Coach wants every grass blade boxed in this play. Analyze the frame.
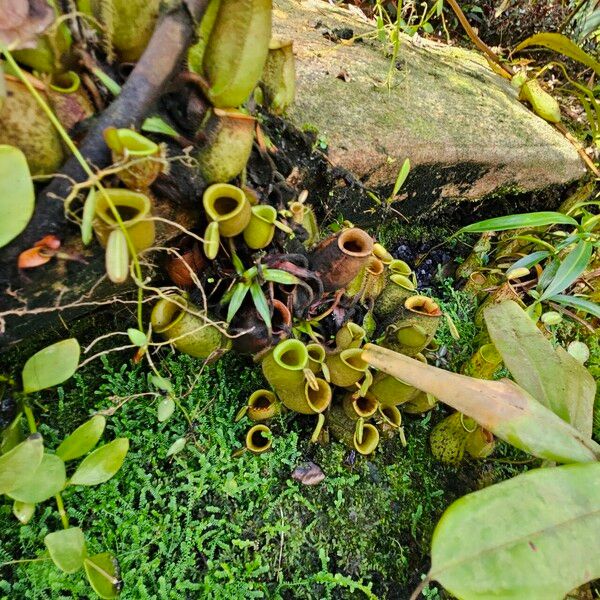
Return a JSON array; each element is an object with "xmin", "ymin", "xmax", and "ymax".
[
  {"xmin": 458, "ymin": 212, "xmax": 578, "ymax": 234},
  {"xmin": 539, "ymin": 240, "xmax": 592, "ymax": 301}
]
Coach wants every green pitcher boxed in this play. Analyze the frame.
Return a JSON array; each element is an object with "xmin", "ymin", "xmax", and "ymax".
[
  {"xmin": 203, "ymin": 183, "xmax": 251, "ymax": 238},
  {"xmin": 151, "ymin": 294, "xmax": 229, "ymax": 359}
]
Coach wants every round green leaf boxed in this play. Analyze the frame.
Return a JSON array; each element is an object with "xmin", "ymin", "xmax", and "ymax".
[
  {"xmin": 13, "ymin": 500, "xmax": 35, "ymax": 524},
  {"xmin": 22, "ymin": 339, "xmax": 81, "ymax": 394},
  {"xmin": 56, "ymin": 415, "xmax": 106, "ymax": 462},
  {"xmin": 0, "ymin": 433, "xmax": 44, "ymax": 494},
  {"xmin": 0, "ymin": 145, "xmax": 35, "ymax": 248},
  {"xmin": 430, "ymin": 463, "xmax": 600, "ymax": 599},
  {"xmin": 157, "ymin": 397, "xmax": 175, "ymax": 422},
  {"xmin": 7, "ymin": 453, "xmax": 66, "ymax": 503},
  {"xmin": 84, "ymin": 552, "xmax": 121, "ymax": 599},
  {"xmin": 69, "ymin": 438, "xmax": 129, "ymax": 486},
  {"xmin": 44, "ymin": 527, "xmax": 86, "ymax": 574}
]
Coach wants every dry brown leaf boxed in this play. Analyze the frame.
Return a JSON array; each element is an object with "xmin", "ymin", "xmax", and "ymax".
[
  {"xmin": 291, "ymin": 461, "xmax": 325, "ymax": 485},
  {"xmin": 0, "ymin": 0, "xmax": 54, "ymax": 50}
]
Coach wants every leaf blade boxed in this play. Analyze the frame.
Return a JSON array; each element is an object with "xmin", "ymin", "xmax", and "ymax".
[
  {"xmin": 514, "ymin": 32, "xmax": 600, "ymax": 76},
  {"xmin": 69, "ymin": 438, "xmax": 129, "ymax": 486},
  {"xmin": 430, "ymin": 463, "xmax": 600, "ymax": 599},
  {"xmin": 44, "ymin": 527, "xmax": 86, "ymax": 574},
  {"xmin": 7, "ymin": 453, "xmax": 66, "ymax": 503},
  {"xmin": 0, "ymin": 145, "xmax": 35, "ymax": 248},
  {"xmin": 539, "ymin": 240, "xmax": 592, "ymax": 301},
  {"xmin": 56, "ymin": 415, "xmax": 106, "ymax": 462},
  {"xmin": 0, "ymin": 434, "xmax": 44, "ymax": 494},
  {"xmin": 22, "ymin": 339, "xmax": 80, "ymax": 394},
  {"xmin": 458, "ymin": 212, "xmax": 577, "ymax": 234}
]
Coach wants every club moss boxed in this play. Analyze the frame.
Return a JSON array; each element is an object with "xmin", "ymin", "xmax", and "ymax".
[{"xmin": 0, "ymin": 285, "xmax": 532, "ymax": 599}]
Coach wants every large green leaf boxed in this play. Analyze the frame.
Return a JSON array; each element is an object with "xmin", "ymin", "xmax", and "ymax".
[
  {"xmin": 56, "ymin": 415, "xmax": 106, "ymax": 462},
  {"xmin": 69, "ymin": 438, "xmax": 129, "ymax": 486},
  {"xmin": 514, "ymin": 32, "xmax": 600, "ymax": 76},
  {"xmin": 22, "ymin": 339, "xmax": 80, "ymax": 394},
  {"xmin": 7, "ymin": 453, "xmax": 66, "ymax": 503},
  {"xmin": 362, "ymin": 344, "xmax": 600, "ymax": 463},
  {"xmin": 539, "ymin": 240, "xmax": 593, "ymax": 301},
  {"xmin": 84, "ymin": 552, "xmax": 121, "ymax": 599},
  {"xmin": 458, "ymin": 212, "xmax": 578, "ymax": 234},
  {"xmin": 428, "ymin": 463, "xmax": 600, "ymax": 600},
  {"xmin": 44, "ymin": 527, "xmax": 86, "ymax": 574},
  {"xmin": 484, "ymin": 301, "xmax": 595, "ymax": 437},
  {"xmin": 0, "ymin": 434, "xmax": 44, "ymax": 494},
  {"xmin": 0, "ymin": 145, "xmax": 35, "ymax": 248}
]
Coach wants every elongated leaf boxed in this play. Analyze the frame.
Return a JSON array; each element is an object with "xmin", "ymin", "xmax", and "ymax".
[
  {"xmin": 429, "ymin": 463, "xmax": 600, "ymax": 600},
  {"xmin": 507, "ymin": 250, "xmax": 550, "ymax": 273},
  {"xmin": 157, "ymin": 397, "xmax": 175, "ymax": 422},
  {"xmin": 69, "ymin": 438, "xmax": 129, "ymax": 486},
  {"xmin": 483, "ymin": 301, "xmax": 595, "ymax": 436},
  {"xmin": 166, "ymin": 437, "xmax": 186, "ymax": 457},
  {"xmin": 22, "ymin": 339, "xmax": 80, "ymax": 394},
  {"xmin": 81, "ymin": 188, "xmax": 96, "ymax": 246},
  {"xmin": 361, "ymin": 344, "xmax": 600, "ymax": 463},
  {"xmin": 391, "ymin": 158, "xmax": 410, "ymax": 199},
  {"xmin": 458, "ymin": 212, "xmax": 577, "ymax": 234},
  {"xmin": 250, "ymin": 282, "xmax": 271, "ymax": 329},
  {"xmin": 84, "ymin": 552, "xmax": 121, "ymax": 599},
  {"xmin": 539, "ymin": 240, "xmax": 592, "ymax": 301},
  {"xmin": 56, "ymin": 415, "xmax": 106, "ymax": 462},
  {"xmin": 553, "ymin": 294, "xmax": 600, "ymax": 318},
  {"xmin": 7, "ymin": 453, "xmax": 66, "ymax": 503},
  {"xmin": 0, "ymin": 145, "xmax": 35, "ymax": 248},
  {"xmin": 262, "ymin": 269, "xmax": 300, "ymax": 285},
  {"xmin": 226, "ymin": 282, "xmax": 250, "ymax": 322},
  {"xmin": 514, "ymin": 32, "xmax": 600, "ymax": 76},
  {"xmin": 44, "ymin": 527, "xmax": 86, "ymax": 574},
  {"xmin": 0, "ymin": 434, "xmax": 44, "ymax": 494},
  {"xmin": 141, "ymin": 116, "xmax": 179, "ymax": 138},
  {"xmin": 149, "ymin": 375, "xmax": 172, "ymax": 392}
]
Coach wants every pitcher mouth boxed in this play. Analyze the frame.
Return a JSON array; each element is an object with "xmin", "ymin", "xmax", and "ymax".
[
  {"xmin": 353, "ymin": 424, "xmax": 379, "ymax": 454},
  {"xmin": 246, "ymin": 425, "xmax": 272, "ymax": 453},
  {"xmin": 306, "ymin": 344, "xmax": 326, "ymax": 364},
  {"xmin": 404, "ymin": 295, "xmax": 442, "ymax": 317},
  {"xmin": 340, "ymin": 348, "xmax": 368, "ymax": 372},
  {"xmin": 203, "ymin": 183, "xmax": 246, "ymax": 222},
  {"xmin": 352, "ymin": 393, "xmax": 378, "ymax": 417},
  {"xmin": 96, "ymin": 189, "xmax": 150, "ymax": 227},
  {"xmin": 151, "ymin": 295, "xmax": 188, "ymax": 333},
  {"xmin": 305, "ymin": 378, "xmax": 332, "ymax": 413},
  {"xmin": 337, "ymin": 228, "xmax": 373, "ymax": 258},
  {"xmin": 273, "ymin": 339, "xmax": 308, "ymax": 371}
]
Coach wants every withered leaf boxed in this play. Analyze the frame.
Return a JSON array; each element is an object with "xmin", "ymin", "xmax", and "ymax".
[
  {"xmin": 291, "ymin": 461, "xmax": 325, "ymax": 485},
  {"xmin": 0, "ymin": 0, "xmax": 54, "ymax": 50}
]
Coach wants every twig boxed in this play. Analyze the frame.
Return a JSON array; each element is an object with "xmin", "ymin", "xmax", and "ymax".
[{"xmin": 444, "ymin": 0, "xmax": 514, "ymax": 77}]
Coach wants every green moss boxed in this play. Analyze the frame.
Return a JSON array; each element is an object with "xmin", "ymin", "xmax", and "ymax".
[{"xmin": 0, "ymin": 285, "xmax": 532, "ymax": 599}]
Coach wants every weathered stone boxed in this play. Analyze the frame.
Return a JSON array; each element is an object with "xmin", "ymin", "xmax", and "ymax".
[{"xmin": 273, "ymin": 0, "xmax": 586, "ymax": 214}]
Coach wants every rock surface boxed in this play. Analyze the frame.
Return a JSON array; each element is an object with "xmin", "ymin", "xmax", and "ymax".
[{"xmin": 273, "ymin": 0, "xmax": 586, "ymax": 214}]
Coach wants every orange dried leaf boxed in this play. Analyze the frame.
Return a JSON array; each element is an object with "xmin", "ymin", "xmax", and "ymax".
[{"xmin": 18, "ymin": 246, "xmax": 51, "ymax": 269}]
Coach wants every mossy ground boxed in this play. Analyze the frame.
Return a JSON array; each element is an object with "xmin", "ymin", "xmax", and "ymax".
[{"xmin": 0, "ymin": 284, "xmax": 532, "ymax": 600}]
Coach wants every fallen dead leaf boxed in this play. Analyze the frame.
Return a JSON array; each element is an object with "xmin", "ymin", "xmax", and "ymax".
[
  {"xmin": 291, "ymin": 461, "xmax": 325, "ymax": 485},
  {"xmin": 0, "ymin": 0, "xmax": 54, "ymax": 50}
]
